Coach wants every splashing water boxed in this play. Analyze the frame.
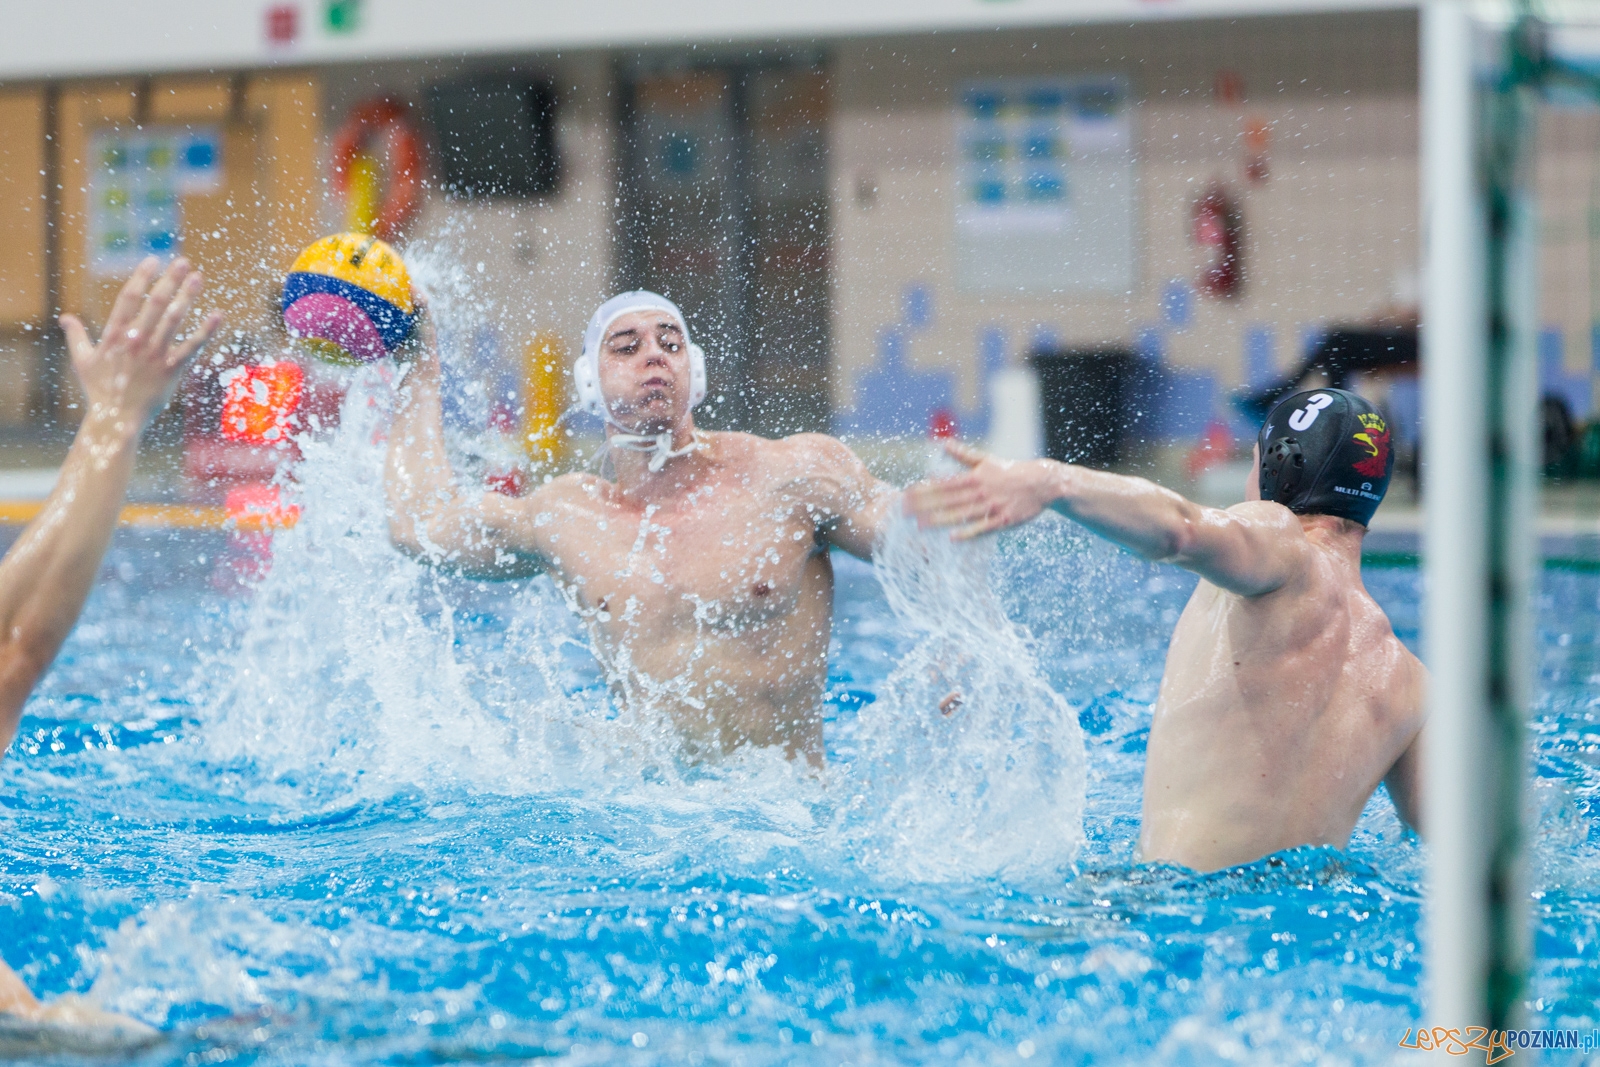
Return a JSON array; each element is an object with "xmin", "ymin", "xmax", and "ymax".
[
  {"xmin": 197, "ymin": 362, "xmax": 540, "ymax": 799},
  {"xmin": 16, "ymin": 520, "xmax": 1553, "ymax": 1062},
  {"xmin": 190, "ymin": 264, "xmax": 1086, "ymax": 882},
  {"xmin": 839, "ymin": 508, "xmax": 1086, "ymax": 882},
  {"xmin": 0, "ymin": 241, "xmax": 1103, "ymax": 1059},
  {"xmin": 20, "ymin": 236, "xmax": 1598, "ymax": 1064}
]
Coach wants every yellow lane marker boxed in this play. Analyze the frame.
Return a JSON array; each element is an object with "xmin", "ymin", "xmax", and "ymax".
[{"xmin": 0, "ymin": 501, "xmax": 297, "ymax": 531}]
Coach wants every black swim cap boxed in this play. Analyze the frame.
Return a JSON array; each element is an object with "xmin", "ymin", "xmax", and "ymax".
[{"xmin": 1256, "ymin": 388, "xmax": 1393, "ymax": 526}]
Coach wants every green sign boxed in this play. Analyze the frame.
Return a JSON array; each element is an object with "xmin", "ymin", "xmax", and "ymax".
[{"xmin": 325, "ymin": 0, "xmax": 360, "ymax": 33}]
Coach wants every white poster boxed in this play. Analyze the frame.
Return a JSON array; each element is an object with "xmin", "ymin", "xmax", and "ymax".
[
  {"xmin": 88, "ymin": 127, "xmax": 223, "ymax": 276},
  {"xmin": 954, "ymin": 77, "xmax": 1136, "ymax": 294}
]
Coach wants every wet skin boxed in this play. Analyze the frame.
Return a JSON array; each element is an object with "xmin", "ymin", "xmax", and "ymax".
[
  {"xmin": 386, "ymin": 308, "xmax": 892, "ymax": 765},
  {"xmin": 1139, "ymin": 506, "xmax": 1426, "ymax": 870},
  {"xmin": 0, "ymin": 257, "xmax": 217, "ymax": 1029},
  {"xmin": 905, "ymin": 442, "xmax": 1427, "ymax": 872}
]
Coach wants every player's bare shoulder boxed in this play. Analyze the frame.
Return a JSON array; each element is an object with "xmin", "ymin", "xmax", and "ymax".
[
  {"xmin": 1221, "ymin": 498, "xmax": 1304, "ymax": 530},
  {"xmin": 1351, "ymin": 577, "xmax": 1423, "ymax": 682},
  {"xmin": 769, "ymin": 432, "xmax": 872, "ymax": 492},
  {"xmin": 518, "ymin": 470, "xmax": 616, "ymax": 522},
  {"xmin": 695, "ymin": 430, "xmax": 860, "ymax": 491},
  {"xmin": 1210, "ymin": 497, "xmax": 1322, "ymax": 600},
  {"xmin": 490, "ymin": 470, "xmax": 617, "ymax": 549}
]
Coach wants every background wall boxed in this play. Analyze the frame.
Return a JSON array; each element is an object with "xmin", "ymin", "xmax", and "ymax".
[
  {"xmin": 320, "ymin": 53, "xmax": 616, "ymax": 385},
  {"xmin": 0, "ymin": 73, "xmax": 325, "ymax": 437},
  {"xmin": 1535, "ymin": 103, "xmax": 1600, "ymax": 424},
  {"xmin": 0, "ymin": 87, "xmax": 47, "ymax": 428},
  {"xmin": 829, "ymin": 10, "xmax": 1420, "ymax": 445},
  {"xmin": 0, "ymin": 0, "xmax": 1415, "ymax": 81},
  {"xmin": 24, "ymin": 7, "xmax": 1600, "ymax": 482}
]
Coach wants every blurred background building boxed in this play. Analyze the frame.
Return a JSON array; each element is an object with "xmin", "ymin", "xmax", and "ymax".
[{"xmin": 0, "ymin": 0, "xmax": 1591, "ymax": 500}]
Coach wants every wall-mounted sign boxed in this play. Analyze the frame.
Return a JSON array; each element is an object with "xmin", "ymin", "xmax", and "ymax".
[
  {"xmin": 325, "ymin": 0, "xmax": 360, "ymax": 33},
  {"xmin": 954, "ymin": 77, "xmax": 1136, "ymax": 294},
  {"xmin": 88, "ymin": 127, "xmax": 222, "ymax": 276},
  {"xmin": 264, "ymin": 4, "xmax": 299, "ymax": 45}
]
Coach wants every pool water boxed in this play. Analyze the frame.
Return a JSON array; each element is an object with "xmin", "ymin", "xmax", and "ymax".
[{"xmin": 2, "ymin": 430, "xmax": 1599, "ymax": 1064}]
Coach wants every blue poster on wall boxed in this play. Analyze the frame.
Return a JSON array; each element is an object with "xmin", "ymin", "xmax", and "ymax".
[
  {"xmin": 88, "ymin": 127, "xmax": 223, "ymax": 276},
  {"xmin": 954, "ymin": 77, "xmax": 1136, "ymax": 294}
]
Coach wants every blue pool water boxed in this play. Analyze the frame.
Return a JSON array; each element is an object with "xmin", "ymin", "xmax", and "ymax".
[{"xmin": 2, "ymin": 424, "xmax": 1599, "ymax": 1064}]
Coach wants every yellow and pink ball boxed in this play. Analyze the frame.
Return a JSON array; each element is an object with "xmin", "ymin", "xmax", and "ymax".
[{"xmin": 280, "ymin": 233, "xmax": 416, "ymax": 365}]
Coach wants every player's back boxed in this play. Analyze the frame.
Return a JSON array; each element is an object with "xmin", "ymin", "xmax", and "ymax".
[{"xmin": 1138, "ymin": 530, "xmax": 1424, "ymax": 872}]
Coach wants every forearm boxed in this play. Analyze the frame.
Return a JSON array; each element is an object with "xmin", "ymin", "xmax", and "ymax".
[
  {"xmin": 0, "ymin": 414, "xmax": 139, "ymax": 743},
  {"xmin": 1039, "ymin": 461, "xmax": 1203, "ymax": 562},
  {"xmin": 385, "ymin": 363, "xmax": 461, "ymax": 553},
  {"xmin": 383, "ymin": 364, "xmax": 542, "ymax": 576}
]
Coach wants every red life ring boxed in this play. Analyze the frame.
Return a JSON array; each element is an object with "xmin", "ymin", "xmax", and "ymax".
[{"xmin": 330, "ymin": 97, "xmax": 424, "ymax": 243}]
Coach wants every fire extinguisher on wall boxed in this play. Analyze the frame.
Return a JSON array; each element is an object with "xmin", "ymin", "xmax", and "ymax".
[{"xmin": 1193, "ymin": 182, "xmax": 1243, "ymax": 299}]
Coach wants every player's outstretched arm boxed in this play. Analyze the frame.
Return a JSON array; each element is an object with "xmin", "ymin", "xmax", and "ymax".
[
  {"xmin": 904, "ymin": 441, "xmax": 1306, "ymax": 597},
  {"xmin": 0, "ymin": 257, "xmax": 214, "ymax": 1035},
  {"xmin": 384, "ymin": 309, "xmax": 549, "ymax": 579},
  {"xmin": 786, "ymin": 434, "xmax": 898, "ymax": 560},
  {"xmin": 0, "ymin": 257, "xmax": 219, "ymax": 751}
]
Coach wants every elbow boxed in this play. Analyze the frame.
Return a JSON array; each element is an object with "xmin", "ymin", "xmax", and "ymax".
[
  {"xmin": 1154, "ymin": 495, "xmax": 1233, "ymax": 565},
  {"xmin": 1163, "ymin": 527, "xmax": 1197, "ymax": 563},
  {"xmin": 384, "ymin": 488, "xmax": 432, "ymax": 557},
  {"xmin": 1153, "ymin": 508, "xmax": 1204, "ymax": 563},
  {"xmin": 385, "ymin": 509, "xmax": 426, "ymax": 558},
  {"xmin": 387, "ymin": 511, "xmax": 462, "ymax": 571}
]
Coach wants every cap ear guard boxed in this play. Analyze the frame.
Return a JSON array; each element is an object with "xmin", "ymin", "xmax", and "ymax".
[
  {"xmin": 687, "ymin": 342, "xmax": 707, "ymax": 409},
  {"xmin": 1259, "ymin": 437, "xmax": 1306, "ymax": 504},
  {"xmin": 573, "ymin": 349, "xmax": 603, "ymax": 416},
  {"xmin": 573, "ymin": 340, "xmax": 705, "ymax": 417}
]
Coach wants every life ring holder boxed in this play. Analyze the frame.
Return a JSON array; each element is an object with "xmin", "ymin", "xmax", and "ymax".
[{"xmin": 330, "ymin": 97, "xmax": 424, "ymax": 243}]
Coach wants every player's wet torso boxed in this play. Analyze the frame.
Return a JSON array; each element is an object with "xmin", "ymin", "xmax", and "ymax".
[
  {"xmin": 534, "ymin": 433, "xmax": 838, "ymax": 765},
  {"xmin": 1138, "ymin": 534, "xmax": 1424, "ymax": 871}
]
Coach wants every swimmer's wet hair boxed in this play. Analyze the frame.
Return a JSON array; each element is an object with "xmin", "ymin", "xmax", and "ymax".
[{"xmin": 1257, "ymin": 388, "xmax": 1394, "ymax": 526}]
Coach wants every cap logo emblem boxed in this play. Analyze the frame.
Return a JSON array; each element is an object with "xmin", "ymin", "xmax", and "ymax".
[{"xmin": 1352, "ymin": 412, "xmax": 1391, "ymax": 478}]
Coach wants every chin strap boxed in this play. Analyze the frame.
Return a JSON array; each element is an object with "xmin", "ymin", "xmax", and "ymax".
[{"xmin": 608, "ymin": 430, "xmax": 706, "ymax": 472}]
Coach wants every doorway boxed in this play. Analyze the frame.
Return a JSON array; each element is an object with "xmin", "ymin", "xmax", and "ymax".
[{"xmin": 617, "ymin": 61, "xmax": 832, "ymax": 436}]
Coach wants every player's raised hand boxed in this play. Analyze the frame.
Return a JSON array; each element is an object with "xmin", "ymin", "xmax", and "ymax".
[
  {"xmin": 58, "ymin": 256, "xmax": 222, "ymax": 436},
  {"xmin": 903, "ymin": 441, "xmax": 1056, "ymax": 540}
]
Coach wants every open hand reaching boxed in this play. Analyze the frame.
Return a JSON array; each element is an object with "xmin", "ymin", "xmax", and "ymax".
[
  {"xmin": 903, "ymin": 441, "xmax": 1056, "ymax": 540},
  {"xmin": 58, "ymin": 256, "xmax": 222, "ymax": 437}
]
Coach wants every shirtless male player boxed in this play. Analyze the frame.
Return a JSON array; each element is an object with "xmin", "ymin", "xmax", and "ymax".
[
  {"xmin": 905, "ymin": 388, "xmax": 1427, "ymax": 872},
  {"xmin": 0, "ymin": 258, "xmax": 220, "ymax": 1029},
  {"xmin": 385, "ymin": 291, "xmax": 894, "ymax": 765}
]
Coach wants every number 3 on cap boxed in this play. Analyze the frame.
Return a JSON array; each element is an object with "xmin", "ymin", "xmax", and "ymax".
[{"xmin": 1288, "ymin": 393, "xmax": 1334, "ymax": 431}]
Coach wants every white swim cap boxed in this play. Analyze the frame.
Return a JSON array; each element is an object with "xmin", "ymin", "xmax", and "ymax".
[{"xmin": 574, "ymin": 290, "xmax": 708, "ymax": 419}]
